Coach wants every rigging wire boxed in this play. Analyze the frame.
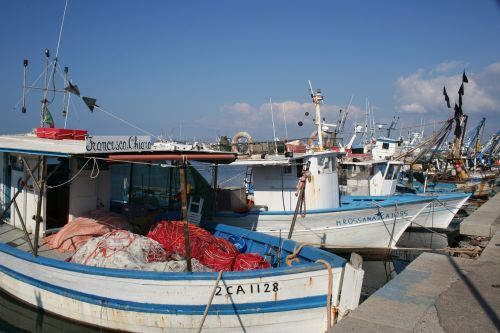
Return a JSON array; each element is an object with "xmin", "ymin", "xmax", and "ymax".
[{"xmin": 94, "ymin": 106, "xmax": 156, "ymax": 138}]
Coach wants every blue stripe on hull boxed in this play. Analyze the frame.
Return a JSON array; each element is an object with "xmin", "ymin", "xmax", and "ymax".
[{"xmin": 0, "ymin": 264, "xmax": 328, "ymax": 315}]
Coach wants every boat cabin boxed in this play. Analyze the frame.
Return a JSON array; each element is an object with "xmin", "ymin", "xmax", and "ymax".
[
  {"xmin": 0, "ymin": 132, "xmax": 235, "ymax": 236},
  {"xmin": 229, "ymin": 151, "xmax": 342, "ymax": 212},
  {"xmin": 338, "ymin": 159, "xmax": 402, "ymax": 196},
  {"xmin": 372, "ymin": 137, "xmax": 403, "ymax": 160}
]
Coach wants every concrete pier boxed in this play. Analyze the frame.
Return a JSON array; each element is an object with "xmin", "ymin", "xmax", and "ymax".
[{"xmin": 331, "ymin": 191, "xmax": 500, "ymax": 332}]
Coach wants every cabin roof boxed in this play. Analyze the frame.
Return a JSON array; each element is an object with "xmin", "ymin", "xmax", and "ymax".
[
  {"xmin": 376, "ymin": 137, "xmax": 401, "ymax": 143},
  {"xmin": 0, "ymin": 133, "xmax": 237, "ymax": 163},
  {"xmin": 0, "ymin": 133, "xmax": 85, "ymax": 157},
  {"xmin": 230, "ymin": 150, "xmax": 343, "ymax": 166}
]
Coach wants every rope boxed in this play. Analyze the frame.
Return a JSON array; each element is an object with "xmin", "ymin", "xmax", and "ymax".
[
  {"xmin": 217, "ymin": 170, "xmax": 246, "ymax": 186},
  {"xmin": 90, "ymin": 157, "xmax": 100, "ymax": 179},
  {"xmin": 46, "ymin": 157, "xmax": 92, "ymax": 189},
  {"xmin": 285, "ymin": 242, "xmax": 311, "ymax": 266},
  {"xmin": 197, "ymin": 270, "xmax": 223, "ymax": 333},
  {"xmin": 315, "ymin": 259, "xmax": 335, "ymax": 329},
  {"xmin": 285, "ymin": 243, "xmax": 336, "ymax": 328},
  {"xmin": 369, "ymin": 202, "xmax": 399, "ymax": 247}
]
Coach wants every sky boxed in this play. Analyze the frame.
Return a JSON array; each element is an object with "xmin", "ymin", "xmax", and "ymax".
[{"xmin": 1, "ymin": 1, "xmax": 499, "ymax": 145}]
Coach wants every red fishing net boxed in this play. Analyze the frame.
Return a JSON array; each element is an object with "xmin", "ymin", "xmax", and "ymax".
[
  {"xmin": 148, "ymin": 220, "xmax": 270, "ymax": 272},
  {"xmin": 233, "ymin": 253, "xmax": 271, "ymax": 271}
]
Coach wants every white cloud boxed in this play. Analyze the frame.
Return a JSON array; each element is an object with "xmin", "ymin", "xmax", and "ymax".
[
  {"xmin": 220, "ymin": 102, "xmax": 254, "ymax": 114},
  {"xmin": 197, "ymin": 99, "xmax": 363, "ymax": 140},
  {"xmin": 434, "ymin": 61, "xmax": 467, "ymax": 74},
  {"xmin": 399, "ymin": 103, "xmax": 427, "ymax": 114},
  {"xmin": 395, "ymin": 62, "xmax": 500, "ymax": 116}
]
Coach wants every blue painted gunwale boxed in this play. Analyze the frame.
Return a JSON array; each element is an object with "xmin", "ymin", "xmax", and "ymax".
[
  {"xmin": 0, "ymin": 224, "xmax": 346, "ymax": 281},
  {"xmin": 0, "ymin": 224, "xmax": 345, "ymax": 315},
  {"xmin": 214, "ymin": 193, "xmax": 459, "ymax": 218}
]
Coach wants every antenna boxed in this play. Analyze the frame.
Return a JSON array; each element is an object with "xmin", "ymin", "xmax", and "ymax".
[
  {"xmin": 22, "ymin": 59, "xmax": 28, "ymax": 113},
  {"xmin": 270, "ymin": 98, "xmax": 278, "ymax": 155},
  {"xmin": 62, "ymin": 66, "xmax": 69, "ymax": 122}
]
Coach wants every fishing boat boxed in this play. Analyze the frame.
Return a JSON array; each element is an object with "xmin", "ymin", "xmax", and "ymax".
[
  {"xmin": 0, "ymin": 126, "xmax": 366, "ymax": 333},
  {"xmin": 338, "ymin": 157, "xmax": 470, "ymax": 230},
  {"xmin": 0, "ymin": 47, "xmax": 364, "ymax": 332},
  {"xmin": 205, "ymin": 83, "xmax": 436, "ymax": 251}
]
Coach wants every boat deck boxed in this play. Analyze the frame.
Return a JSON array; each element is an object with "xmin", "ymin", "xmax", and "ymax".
[{"xmin": 0, "ymin": 222, "xmax": 71, "ymax": 261}]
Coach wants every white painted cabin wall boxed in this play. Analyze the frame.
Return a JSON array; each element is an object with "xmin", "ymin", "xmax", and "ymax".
[
  {"xmin": 252, "ymin": 155, "xmax": 340, "ymax": 211},
  {"xmin": 252, "ymin": 166, "xmax": 297, "ymax": 211},
  {"xmin": 306, "ymin": 156, "xmax": 340, "ymax": 209},
  {"xmin": 369, "ymin": 168, "xmax": 384, "ymax": 196},
  {"xmin": 68, "ymin": 159, "xmax": 110, "ymax": 221}
]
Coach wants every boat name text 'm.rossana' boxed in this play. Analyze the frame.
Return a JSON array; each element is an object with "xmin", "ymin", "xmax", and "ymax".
[{"xmin": 336, "ymin": 209, "xmax": 409, "ymax": 226}]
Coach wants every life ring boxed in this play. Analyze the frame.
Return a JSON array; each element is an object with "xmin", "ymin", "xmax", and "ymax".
[
  {"xmin": 307, "ymin": 130, "xmax": 333, "ymax": 148},
  {"xmin": 231, "ymin": 131, "xmax": 254, "ymax": 155},
  {"xmin": 307, "ymin": 130, "xmax": 317, "ymax": 148}
]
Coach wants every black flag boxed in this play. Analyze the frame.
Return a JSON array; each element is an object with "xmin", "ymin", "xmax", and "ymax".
[
  {"xmin": 64, "ymin": 81, "xmax": 80, "ymax": 96},
  {"xmin": 462, "ymin": 71, "xmax": 468, "ymax": 83},
  {"xmin": 458, "ymin": 83, "xmax": 464, "ymax": 96},
  {"xmin": 443, "ymin": 86, "xmax": 450, "ymax": 108},
  {"xmin": 82, "ymin": 97, "xmax": 98, "ymax": 112}
]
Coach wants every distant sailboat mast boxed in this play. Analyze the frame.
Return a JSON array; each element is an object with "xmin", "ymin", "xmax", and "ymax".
[
  {"xmin": 282, "ymin": 104, "xmax": 288, "ymax": 141},
  {"xmin": 269, "ymin": 97, "xmax": 278, "ymax": 155}
]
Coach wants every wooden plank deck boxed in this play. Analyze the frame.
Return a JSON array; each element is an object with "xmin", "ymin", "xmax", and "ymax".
[{"xmin": 0, "ymin": 222, "xmax": 72, "ymax": 261}]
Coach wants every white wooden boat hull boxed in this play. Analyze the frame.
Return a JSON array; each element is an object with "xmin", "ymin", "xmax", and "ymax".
[
  {"xmin": 410, "ymin": 193, "xmax": 470, "ymax": 230},
  {"xmin": 0, "ymin": 224, "xmax": 356, "ymax": 333},
  {"xmin": 213, "ymin": 199, "xmax": 433, "ymax": 249}
]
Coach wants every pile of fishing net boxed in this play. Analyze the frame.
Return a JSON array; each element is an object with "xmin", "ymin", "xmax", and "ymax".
[
  {"xmin": 148, "ymin": 220, "xmax": 271, "ymax": 271},
  {"xmin": 44, "ymin": 209, "xmax": 134, "ymax": 253},
  {"xmin": 70, "ymin": 229, "xmax": 211, "ymax": 272}
]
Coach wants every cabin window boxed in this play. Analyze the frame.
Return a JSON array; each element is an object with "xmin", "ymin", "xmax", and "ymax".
[
  {"xmin": 295, "ymin": 159, "xmax": 304, "ymax": 177},
  {"xmin": 346, "ymin": 164, "xmax": 369, "ymax": 179},
  {"xmin": 392, "ymin": 165, "xmax": 401, "ymax": 179},
  {"xmin": 384, "ymin": 164, "xmax": 400, "ymax": 180},
  {"xmin": 283, "ymin": 165, "xmax": 292, "ymax": 174},
  {"xmin": 382, "ymin": 142, "xmax": 389, "ymax": 150},
  {"xmin": 109, "ymin": 162, "xmax": 213, "ymax": 216},
  {"xmin": 318, "ymin": 156, "xmax": 333, "ymax": 174}
]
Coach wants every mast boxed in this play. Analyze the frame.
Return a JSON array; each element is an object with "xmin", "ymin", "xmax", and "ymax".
[
  {"xmin": 40, "ymin": 49, "xmax": 50, "ymax": 127},
  {"xmin": 308, "ymin": 80, "xmax": 324, "ymax": 150}
]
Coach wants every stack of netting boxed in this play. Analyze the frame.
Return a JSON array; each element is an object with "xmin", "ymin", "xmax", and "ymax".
[
  {"xmin": 70, "ymin": 229, "xmax": 211, "ymax": 272},
  {"xmin": 148, "ymin": 221, "xmax": 270, "ymax": 271}
]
